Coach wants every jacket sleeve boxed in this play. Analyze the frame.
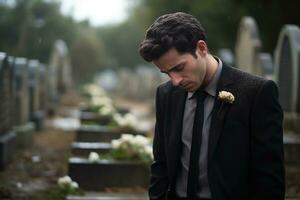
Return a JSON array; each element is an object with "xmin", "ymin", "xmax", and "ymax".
[
  {"xmin": 149, "ymin": 87, "xmax": 170, "ymax": 200},
  {"xmin": 250, "ymin": 80, "xmax": 285, "ymax": 200}
]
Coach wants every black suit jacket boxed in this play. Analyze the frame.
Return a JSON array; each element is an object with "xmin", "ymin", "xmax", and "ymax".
[{"xmin": 149, "ymin": 65, "xmax": 285, "ymax": 200}]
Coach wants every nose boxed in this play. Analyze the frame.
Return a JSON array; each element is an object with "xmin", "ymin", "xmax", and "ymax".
[{"xmin": 169, "ymin": 72, "xmax": 183, "ymax": 86}]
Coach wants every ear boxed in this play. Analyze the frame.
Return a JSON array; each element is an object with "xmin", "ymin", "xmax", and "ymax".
[{"xmin": 195, "ymin": 40, "xmax": 208, "ymax": 56}]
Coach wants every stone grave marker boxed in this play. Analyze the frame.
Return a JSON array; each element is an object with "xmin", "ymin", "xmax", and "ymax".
[
  {"xmin": 13, "ymin": 57, "xmax": 35, "ymax": 147},
  {"xmin": 28, "ymin": 59, "xmax": 44, "ymax": 130},
  {"xmin": 68, "ymin": 157, "xmax": 149, "ymax": 191},
  {"xmin": 48, "ymin": 40, "xmax": 73, "ymax": 112},
  {"xmin": 274, "ymin": 25, "xmax": 300, "ymax": 135},
  {"xmin": 0, "ymin": 52, "xmax": 16, "ymax": 170},
  {"xmin": 258, "ymin": 53, "xmax": 274, "ymax": 79},
  {"xmin": 39, "ymin": 63, "xmax": 47, "ymax": 112},
  {"xmin": 273, "ymin": 25, "xmax": 300, "ymax": 165},
  {"xmin": 235, "ymin": 16, "xmax": 262, "ymax": 76},
  {"xmin": 217, "ymin": 48, "xmax": 235, "ymax": 67},
  {"xmin": 274, "ymin": 25, "xmax": 300, "ymax": 113}
]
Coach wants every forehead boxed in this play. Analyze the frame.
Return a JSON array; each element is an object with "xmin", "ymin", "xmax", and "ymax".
[{"xmin": 153, "ymin": 48, "xmax": 186, "ymax": 71}]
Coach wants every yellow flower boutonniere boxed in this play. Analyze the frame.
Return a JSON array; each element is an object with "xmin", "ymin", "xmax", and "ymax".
[{"xmin": 218, "ymin": 91, "xmax": 235, "ymax": 104}]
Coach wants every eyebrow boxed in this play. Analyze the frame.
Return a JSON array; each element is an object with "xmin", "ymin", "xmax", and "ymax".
[{"xmin": 160, "ymin": 63, "xmax": 183, "ymax": 74}]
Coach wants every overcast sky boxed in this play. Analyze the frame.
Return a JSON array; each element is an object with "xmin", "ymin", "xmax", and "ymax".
[{"xmin": 60, "ymin": 0, "xmax": 130, "ymax": 26}]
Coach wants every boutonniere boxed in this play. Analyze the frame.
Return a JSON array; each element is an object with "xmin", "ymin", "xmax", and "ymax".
[{"xmin": 218, "ymin": 91, "xmax": 235, "ymax": 104}]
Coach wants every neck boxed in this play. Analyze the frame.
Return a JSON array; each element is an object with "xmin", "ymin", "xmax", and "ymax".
[{"xmin": 204, "ymin": 54, "xmax": 219, "ymax": 85}]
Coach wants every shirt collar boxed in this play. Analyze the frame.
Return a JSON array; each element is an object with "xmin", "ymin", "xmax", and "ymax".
[{"xmin": 188, "ymin": 57, "xmax": 223, "ymax": 99}]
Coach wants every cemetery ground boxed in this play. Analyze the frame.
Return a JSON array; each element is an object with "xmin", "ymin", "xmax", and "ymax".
[
  {"xmin": 0, "ymin": 128, "xmax": 74, "ymax": 199},
  {"xmin": 0, "ymin": 94, "xmax": 153, "ymax": 200}
]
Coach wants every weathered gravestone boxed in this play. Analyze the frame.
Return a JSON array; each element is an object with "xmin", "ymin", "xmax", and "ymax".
[
  {"xmin": 273, "ymin": 25, "xmax": 300, "ymax": 165},
  {"xmin": 28, "ymin": 60, "xmax": 44, "ymax": 131},
  {"xmin": 274, "ymin": 25, "xmax": 300, "ymax": 133},
  {"xmin": 217, "ymin": 48, "xmax": 235, "ymax": 67},
  {"xmin": 39, "ymin": 64, "xmax": 48, "ymax": 112},
  {"xmin": 48, "ymin": 40, "xmax": 73, "ymax": 112},
  {"xmin": 68, "ymin": 157, "xmax": 149, "ymax": 191},
  {"xmin": 235, "ymin": 16, "xmax": 262, "ymax": 76},
  {"xmin": 274, "ymin": 25, "xmax": 300, "ymax": 113},
  {"xmin": 12, "ymin": 57, "xmax": 35, "ymax": 147},
  {"xmin": 0, "ymin": 52, "xmax": 16, "ymax": 170},
  {"xmin": 257, "ymin": 53, "xmax": 274, "ymax": 80}
]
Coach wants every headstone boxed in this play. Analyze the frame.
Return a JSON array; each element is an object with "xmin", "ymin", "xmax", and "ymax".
[
  {"xmin": 28, "ymin": 59, "xmax": 43, "ymax": 130},
  {"xmin": 48, "ymin": 40, "xmax": 73, "ymax": 111},
  {"xmin": 116, "ymin": 66, "xmax": 167, "ymax": 101},
  {"xmin": 217, "ymin": 48, "xmax": 235, "ymax": 67},
  {"xmin": 12, "ymin": 57, "xmax": 35, "ymax": 147},
  {"xmin": 258, "ymin": 53, "xmax": 274, "ymax": 79},
  {"xmin": 13, "ymin": 58, "xmax": 30, "ymax": 125},
  {"xmin": 284, "ymin": 135, "xmax": 300, "ymax": 165},
  {"xmin": 68, "ymin": 157, "xmax": 149, "ymax": 190},
  {"xmin": 0, "ymin": 52, "xmax": 16, "ymax": 170},
  {"xmin": 274, "ymin": 25, "xmax": 300, "ymax": 113},
  {"xmin": 38, "ymin": 63, "xmax": 47, "ymax": 111},
  {"xmin": 235, "ymin": 16, "xmax": 262, "ymax": 76}
]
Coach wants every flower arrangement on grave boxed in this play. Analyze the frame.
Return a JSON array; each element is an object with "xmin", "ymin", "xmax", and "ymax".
[
  {"xmin": 82, "ymin": 84, "xmax": 115, "ymax": 113},
  {"xmin": 50, "ymin": 176, "xmax": 82, "ymax": 199},
  {"xmin": 86, "ymin": 134, "xmax": 153, "ymax": 164},
  {"xmin": 110, "ymin": 113, "xmax": 138, "ymax": 132},
  {"xmin": 110, "ymin": 134, "xmax": 153, "ymax": 163}
]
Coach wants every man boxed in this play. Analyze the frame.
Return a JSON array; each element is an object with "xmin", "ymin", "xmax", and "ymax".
[{"xmin": 139, "ymin": 12, "xmax": 285, "ymax": 200}]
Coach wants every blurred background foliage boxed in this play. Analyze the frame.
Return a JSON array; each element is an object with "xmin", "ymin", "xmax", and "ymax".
[{"xmin": 0, "ymin": 0, "xmax": 299, "ymax": 84}]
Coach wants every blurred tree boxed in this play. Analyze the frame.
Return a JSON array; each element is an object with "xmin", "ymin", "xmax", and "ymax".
[
  {"xmin": 71, "ymin": 29, "xmax": 105, "ymax": 84},
  {"xmin": 96, "ymin": 16, "xmax": 146, "ymax": 69},
  {"xmin": 0, "ymin": 0, "xmax": 78, "ymax": 62}
]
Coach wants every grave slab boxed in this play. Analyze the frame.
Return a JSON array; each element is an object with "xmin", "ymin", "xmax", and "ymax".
[
  {"xmin": 14, "ymin": 122, "xmax": 35, "ymax": 148},
  {"xmin": 68, "ymin": 157, "xmax": 149, "ymax": 191},
  {"xmin": 0, "ymin": 131, "xmax": 16, "ymax": 170},
  {"xmin": 67, "ymin": 192, "xmax": 148, "ymax": 200},
  {"xmin": 284, "ymin": 134, "xmax": 300, "ymax": 165},
  {"xmin": 72, "ymin": 142, "xmax": 112, "ymax": 157},
  {"xmin": 76, "ymin": 125, "xmax": 146, "ymax": 143}
]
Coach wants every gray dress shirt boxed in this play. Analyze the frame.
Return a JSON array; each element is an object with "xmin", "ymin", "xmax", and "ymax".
[{"xmin": 175, "ymin": 58, "xmax": 223, "ymax": 198}]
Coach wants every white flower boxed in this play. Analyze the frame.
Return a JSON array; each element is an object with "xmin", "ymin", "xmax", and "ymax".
[
  {"xmin": 218, "ymin": 91, "xmax": 235, "ymax": 104},
  {"xmin": 71, "ymin": 181, "xmax": 79, "ymax": 189},
  {"xmin": 113, "ymin": 113, "xmax": 138, "ymax": 128},
  {"xmin": 121, "ymin": 134, "xmax": 135, "ymax": 142},
  {"xmin": 123, "ymin": 113, "xmax": 138, "ymax": 128},
  {"xmin": 144, "ymin": 145, "xmax": 153, "ymax": 159},
  {"xmin": 98, "ymin": 105, "xmax": 114, "ymax": 116},
  {"xmin": 111, "ymin": 139, "xmax": 121, "ymax": 148},
  {"xmin": 58, "ymin": 176, "xmax": 72, "ymax": 188},
  {"xmin": 133, "ymin": 135, "xmax": 150, "ymax": 146},
  {"xmin": 88, "ymin": 152, "xmax": 100, "ymax": 162},
  {"xmin": 111, "ymin": 134, "xmax": 153, "ymax": 162},
  {"xmin": 84, "ymin": 84, "xmax": 106, "ymax": 97},
  {"xmin": 57, "ymin": 176, "xmax": 80, "ymax": 190}
]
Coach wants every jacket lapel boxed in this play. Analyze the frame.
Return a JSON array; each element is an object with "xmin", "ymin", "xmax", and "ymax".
[
  {"xmin": 167, "ymin": 86, "xmax": 187, "ymax": 181},
  {"xmin": 208, "ymin": 65, "xmax": 235, "ymax": 164}
]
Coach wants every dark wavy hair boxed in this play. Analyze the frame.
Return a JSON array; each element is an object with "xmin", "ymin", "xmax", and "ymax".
[{"xmin": 139, "ymin": 12, "xmax": 207, "ymax": 62}]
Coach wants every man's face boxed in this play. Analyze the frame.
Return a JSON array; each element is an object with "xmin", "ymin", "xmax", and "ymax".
[{"xmin": 153, "ymin": 47, "xmax": 207, "ymax": 92}]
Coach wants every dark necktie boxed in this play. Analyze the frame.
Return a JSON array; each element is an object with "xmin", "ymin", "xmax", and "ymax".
[{"xmin": 187, "ymin": 90, "xmax": 207, "ymax": 199}]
